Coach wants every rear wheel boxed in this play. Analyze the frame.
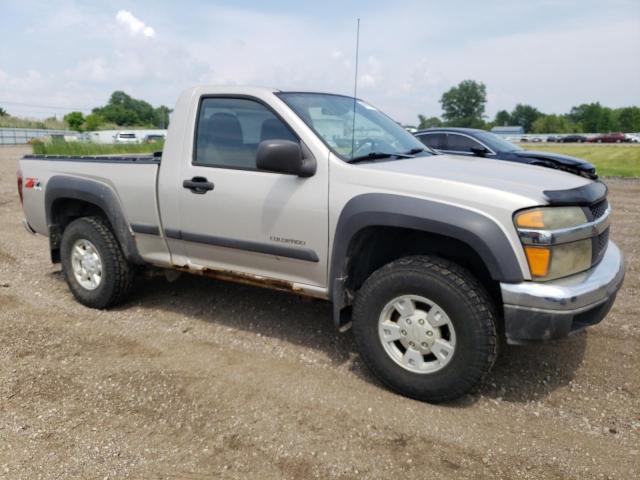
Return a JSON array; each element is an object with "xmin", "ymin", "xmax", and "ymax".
[
  {"xmin": 60, "ymin": 216, "xmax": 134, "ymax": 308},
  {"xmin": 352, "ymin": 255, "xmax": 497, "ymax": 403}
]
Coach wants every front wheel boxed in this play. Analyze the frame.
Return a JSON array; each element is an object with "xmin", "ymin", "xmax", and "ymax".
[
  {"xmin": 352, "ymin": 255, "xmax": 497, "ymax": 403},
  {"xmin": 60, "ymin": 216, "xmax": 134, "ymax": 308}
]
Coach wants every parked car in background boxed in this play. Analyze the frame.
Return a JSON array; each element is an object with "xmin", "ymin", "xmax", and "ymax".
[
  {"xmin": 143, "ymin": 134, "xmax": 166, "ymax": 144},
  {"xmin": 414, "ymin": 128, "xmax": 596, "ymax": 178},
  {"xmin": 546, "ymin": 135, "xmax": 561, "ymax": 142},
  {"xmin": 626, "ymin": 134, "xmax": 640, "ymax": 143},
  {"xmin": 114, "ymin": 132, "xmax": 139, "ymax": 144},
  {"xmin": 589, "ymin": 132, "xmax": 627, "ymax": 143},
  {"xmin": 560, "ymin": 134, "xmax": 588, "ymax": 143}
]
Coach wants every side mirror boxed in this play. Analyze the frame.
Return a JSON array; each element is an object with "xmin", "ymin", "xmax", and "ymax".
[
  {"xmin": 470, "ymin": 146, "xmax": 489, "ymax": 157},
  {"xmin": 256, "ymin": 140, "xmax": 316, "ymax": 177}
]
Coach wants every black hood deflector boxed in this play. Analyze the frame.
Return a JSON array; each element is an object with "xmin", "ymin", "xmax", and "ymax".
[{"xmin": 543, "ymin": 181, "xmax": 607, "ymax": 206}]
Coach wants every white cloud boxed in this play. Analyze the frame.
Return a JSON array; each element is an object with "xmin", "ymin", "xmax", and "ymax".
[
  {"xmin": 115, "ymin": 10, "xmax": 155, "ymax": 38},
  {"xmin": 2, "ymin": 1, "xmax": 638, "ymax": 124},
  {"xmin": 359, "ymin": 74, "xmax": 376, "ymax": 87}
]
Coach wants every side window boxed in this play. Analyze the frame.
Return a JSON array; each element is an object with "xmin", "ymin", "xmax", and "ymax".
[
  {"xmin": 446, "ymin": 134, "xmax": 482, "ymax": 153},
  {"xmin": 417, "ymin": 133, "xmax": 446, "ymax": 150},
  {"xmin": 194, "ymin": 97, "xmax": 297, "ymax": 169}
]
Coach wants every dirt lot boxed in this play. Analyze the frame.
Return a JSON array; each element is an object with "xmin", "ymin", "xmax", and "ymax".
[{"xmin": 0, "ymin": 145, "xmax": 638, "ymax": 479}]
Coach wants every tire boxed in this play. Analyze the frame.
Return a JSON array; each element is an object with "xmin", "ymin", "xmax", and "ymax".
[
  {"xmin": 352, "ymin": 255, "xmax": 497, "ymax": 403},
  {"xmin": 60, "ymin": 216, "xmax": 134, "ymax": 309}
]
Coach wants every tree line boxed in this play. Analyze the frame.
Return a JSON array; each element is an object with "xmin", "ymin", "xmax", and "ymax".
[
  {"xmin": 63, "ymin": 91, "xmax": 171, "ymax": 132},
  {"xmin": 417, "ymin": 80, "xmax": 640, "ymax": 133}
]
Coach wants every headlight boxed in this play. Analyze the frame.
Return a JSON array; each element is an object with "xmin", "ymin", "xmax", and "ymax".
[
  {"xmin": 514, "ymin": 207, "xmax": 592, "ymax": 281},
  {"xmin": 515, "ymin": 206, "xmax": 587, "ymax": 230}
]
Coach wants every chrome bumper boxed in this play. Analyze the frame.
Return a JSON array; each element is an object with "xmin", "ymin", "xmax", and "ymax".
[{"xmin": 500, "ymin": 241, "xmax": 625, "ymax": 344}]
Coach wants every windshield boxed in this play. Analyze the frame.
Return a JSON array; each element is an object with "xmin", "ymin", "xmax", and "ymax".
[
  {"xmin": 473, "ymin": 131, "xmax": 523, "ymax": 152},
  {"xmin": 278, "ymin": 92, "xmax": 432, "ymax": 162}
]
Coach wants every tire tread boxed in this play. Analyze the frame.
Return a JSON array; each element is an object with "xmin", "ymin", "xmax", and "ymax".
[{"xmin": 353, "ymin": 255, "xmax": 497, "ymax": 403}]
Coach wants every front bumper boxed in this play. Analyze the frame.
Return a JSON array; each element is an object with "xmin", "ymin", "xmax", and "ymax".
[{"xmin": 500, "ymin": 241, "xmax": 625, "ymax": 344}]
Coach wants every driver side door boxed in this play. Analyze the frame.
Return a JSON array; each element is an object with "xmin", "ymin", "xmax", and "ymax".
[{"xmin": 177, "ymin": 96, "xmax": 329, "ymax": 288}]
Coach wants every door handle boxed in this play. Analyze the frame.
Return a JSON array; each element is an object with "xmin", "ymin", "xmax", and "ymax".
[{"xmin": 183, "ymin": 176, "xmax": 214, "ymax": 194}]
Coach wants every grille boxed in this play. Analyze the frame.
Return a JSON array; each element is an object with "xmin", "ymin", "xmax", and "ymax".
[
  {"xmin": 589, "ymin": 199, "xmax": 608, "ymax": 221},
  {"xmin": 592, "ymin": 228, "xmax": 609, "ymax": 265}
]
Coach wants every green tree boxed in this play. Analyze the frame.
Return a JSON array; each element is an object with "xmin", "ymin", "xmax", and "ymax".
[
  {"xmin": 493, "ymin": 109, "xmax": 511, "ymax": 126},
  {"xmin": 0, "ymin": 107, "xmax": 8, "ymax": 117},
  {"xmin": 510, "ymin": 104, "xmax": 542, "ymax": 133},
  {"xmin": 531, "ymin": 114, "xmax": 577, "ymax": 134},
  {"xmin": 439, "ymin": 80, "xmax": 487, "ymax": 128},
  {"xmin": 64, "ymin": 111, "xmax": 85, "ymax": 131},
  {"xmin": 84, "ymin": 113, "xmax": 104, "ymax": 131},
  {"xmin": 154, "ymin": 105, "xmax": 172, "ymax": 129},
  {"xmin": 569, "ymin": 103, "xmax": 607, "ymax": 132},
  {"xmin": 616, "ymin": 106, "xmax": 640, "ymax": 132},
  {"xmin": 91, "ymin": 91, "xmax": 171, "ymax": 128},
  {"xmin": 417, "ymin": 115, "xmax": 442, "ymax": 129}
]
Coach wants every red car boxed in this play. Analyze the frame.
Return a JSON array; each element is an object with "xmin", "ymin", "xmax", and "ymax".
[{"xmin": 589, "ymin": 132, "xmax": 627, "ymax": 143}]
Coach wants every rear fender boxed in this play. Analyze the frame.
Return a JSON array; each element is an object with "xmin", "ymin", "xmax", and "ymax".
[{"xmin": 45, "ymin": 175, "xmax": 144, "ymax": 264}]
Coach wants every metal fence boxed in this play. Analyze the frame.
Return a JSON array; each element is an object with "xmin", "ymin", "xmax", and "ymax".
[{"xmin": 0, "ymin": 128, "xmax": 80, "ymax": 145}]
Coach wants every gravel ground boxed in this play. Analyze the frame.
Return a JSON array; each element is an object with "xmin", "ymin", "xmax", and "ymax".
[{"xmin": 0, "ymin": 145, "xmax": 638, "ymax": 479}]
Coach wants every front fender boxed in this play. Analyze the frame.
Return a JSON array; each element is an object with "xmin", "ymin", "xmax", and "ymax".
[{"xmin": 329, "ymin": 193, "xmax": 524, "ymax": 324}]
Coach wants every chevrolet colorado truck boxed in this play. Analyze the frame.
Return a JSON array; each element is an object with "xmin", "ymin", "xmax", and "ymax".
[{"xmin": 18, "ymin": 86, "xmax": 625, "ymax": 402}]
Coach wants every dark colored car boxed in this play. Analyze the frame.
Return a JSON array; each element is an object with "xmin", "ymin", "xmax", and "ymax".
[
  {"xmin": 143, "ymin": 134, "xmax": 166, "ymax": 144},
  {"xmin": 414, "ymin": 128, "xmax": 596, "ymax": 178},
  {"xmin": 589, "ymin": 132, "xmax": 627, "ymax": 143},
  {"xmin": 560, "ymin": 134, "xmax": 588, "ymax": 143}
]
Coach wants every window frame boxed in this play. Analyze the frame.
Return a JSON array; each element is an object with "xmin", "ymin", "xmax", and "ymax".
[{"xmin": 192, "ymin": 94, "xmax": 301, "ymax": 172}]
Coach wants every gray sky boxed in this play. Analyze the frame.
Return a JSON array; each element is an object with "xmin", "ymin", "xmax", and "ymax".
[{"xmin": 1, "ymin": 0, "xmax": 639, "ymax": 124}]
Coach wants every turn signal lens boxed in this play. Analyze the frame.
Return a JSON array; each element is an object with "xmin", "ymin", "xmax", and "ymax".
[
  {"xmin": 524, "ymin": 246, "xmax": 551, "ymax": 277},
  {"xmin": 516, "ymin": 210, "xmax": 545, "ymax": 228}
]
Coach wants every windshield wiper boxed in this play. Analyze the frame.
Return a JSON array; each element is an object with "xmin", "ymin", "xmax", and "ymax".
[
  {"xmin": 404, "ymin": 147, "xmax": 425, "ymax": 154},
  {"xmin": 348, "ymin": 151, "xmax": 414, "ymax": 164}
]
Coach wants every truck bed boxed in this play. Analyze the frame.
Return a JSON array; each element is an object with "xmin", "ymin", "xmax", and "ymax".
[{"xmin": 19, "ymin": 152, "xmax": 168, "ymax": 265}]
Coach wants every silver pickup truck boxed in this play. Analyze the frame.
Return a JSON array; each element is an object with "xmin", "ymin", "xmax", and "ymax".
[{"xmin": 18, "ymin": 86, "xmax": 625, "ymax": 402}]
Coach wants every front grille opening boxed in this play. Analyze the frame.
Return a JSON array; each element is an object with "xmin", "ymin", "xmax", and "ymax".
[
  {"xmin": 588, "ymin": 199, "xmax": 608, "ymax": 221},
  {"xmin": 592, "ymin": 228, "xmax": 609, "ymax": 265}
]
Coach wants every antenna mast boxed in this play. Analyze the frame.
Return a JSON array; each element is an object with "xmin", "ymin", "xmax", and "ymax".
[{"xmin": 351, "ymin": 18, "xmax": 360, "ymax": 158}]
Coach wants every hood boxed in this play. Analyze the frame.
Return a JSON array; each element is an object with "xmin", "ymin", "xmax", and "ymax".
[
  {"xmin": 513, "ymin": 150, "xmax": 597, "ymax": 179},
  {"xmin": 357, "ymin": 153, "xmax": 593, "ymax": 208}
]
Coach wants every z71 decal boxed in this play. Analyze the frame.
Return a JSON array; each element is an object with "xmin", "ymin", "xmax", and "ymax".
[{"xmin": 24, "ymin": 178, "xmax": 42, "ymax": 191}]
